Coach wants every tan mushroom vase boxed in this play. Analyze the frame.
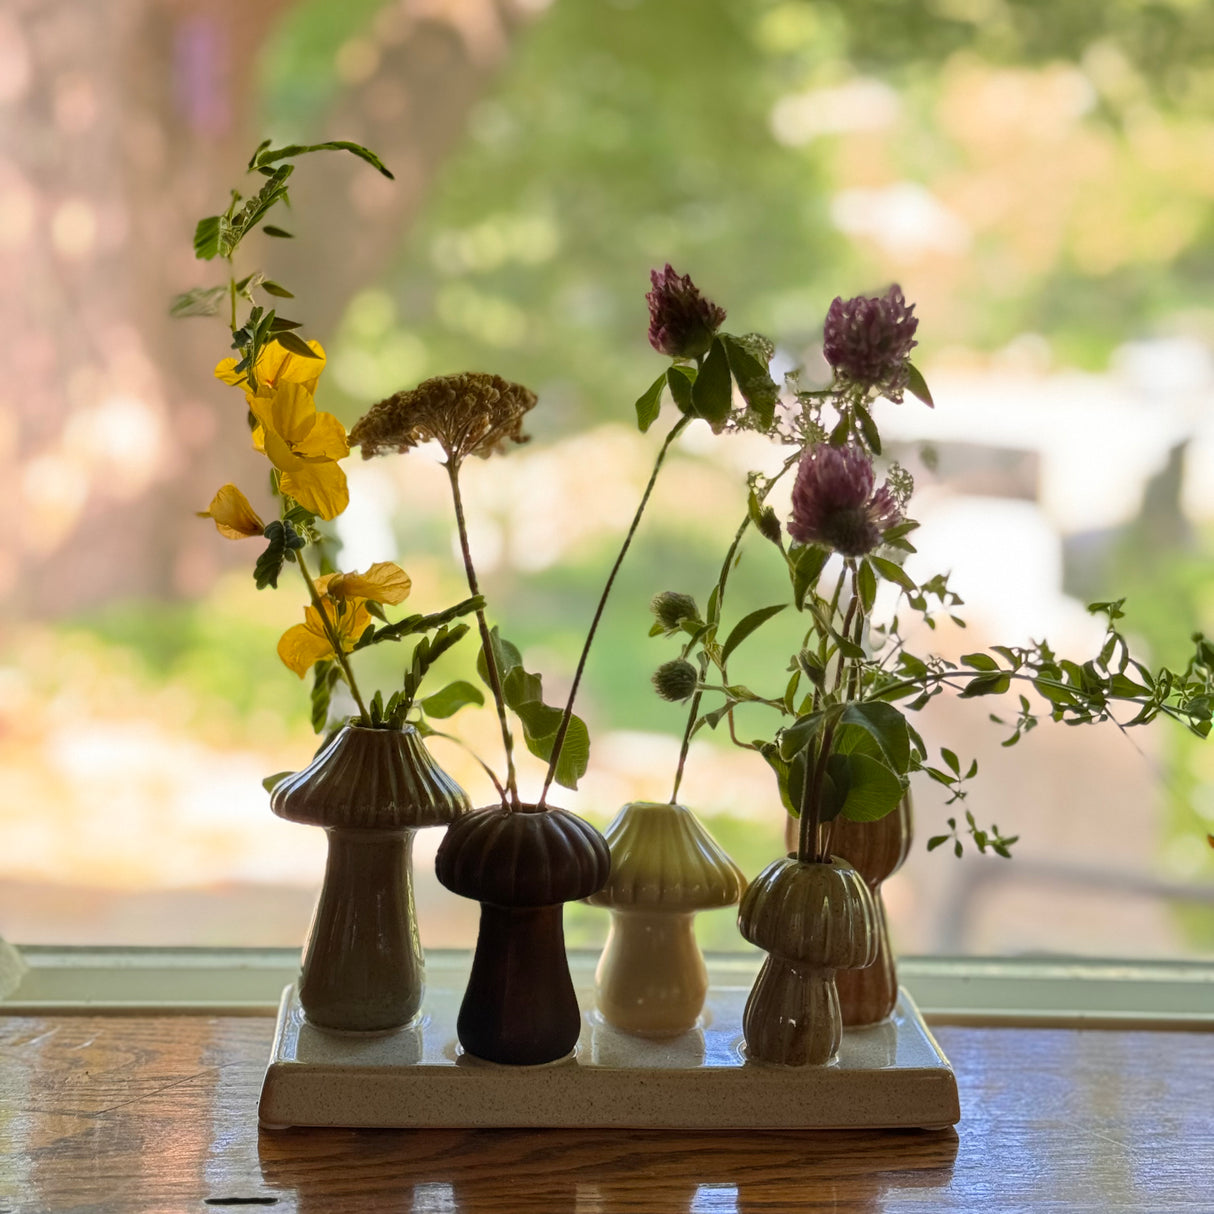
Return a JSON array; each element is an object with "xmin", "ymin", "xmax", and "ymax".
[
  {"xmin": 271, "ymin": 723, "xmax": 469, "ymax": 1032},
  {"xmin": 586, "ymin": 801, "xmax": 745, "ymax": 1037}
]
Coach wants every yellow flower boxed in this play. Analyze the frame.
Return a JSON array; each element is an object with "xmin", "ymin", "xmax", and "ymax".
[
  {"xmin": 276, "ymin": 565, "xmax": 410, "ymax": 678},
  {"xmin": 215, "ymin": 339, "xmax": 327, "ymax": 402},
  {"xmin": 328, "ymin": 562, "xmax": 412, "ymax": 605},
  {"xmin": 277, "ymin": 577, "xmax": 372, "ymax": 679},
  {"xmin": 197, "ymin": 484, "xmax": 265, "ymax": 539},
  {"xmin": 250, "ymin": 382, "xmax": 350, "ymax": 520}
]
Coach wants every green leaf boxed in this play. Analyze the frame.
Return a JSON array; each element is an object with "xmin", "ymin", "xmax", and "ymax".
[
  {"xmin": 840, "ymin": 701, "xmax": 911, "ymax": 774},
  {"xmin": 634, "ymin": 373, "xmax": 666, "ymax": 433},
  {"xmin": 906, "ymin": 363, "xmax": 934, "ymax": 408},
  {"xmin": 260, "ymin": 279, "xmax": 294, "ymax": 298},
  {"xmin": 927, "ymin": 834, "xmax": 950, "ymax": 851},
  {"xmin": 837, "ymin": 752, "xmax": 905, "ymax": 822},
  {"xmin": 170, "ymin": 285, "xmax": 228, "ymax": 318},
  {"xmin": 941, "ymin": 747, "xmax": 960, "ymax": 774},
  {"xmin": 273, "ymin": 330, "xmax": 322, "ymax": 358},
  {"xmin": 854, "ymin": 404, "xmax": 881, "ymax": 455},
  {"xmin": 549, "ymin": 712, "xmax": 591, "ymax": 790},
  {"xmin": 666, "ymin": 365, "xmax": 695, "ymax": 415},
  {"xmin": 262, "ymin": 771, "xmax": 293, "ymax": 793},
  {"xmin": 690, "ymin": 336, "xmax": 732, "ymax": 431},
  {"xmin": 870, "ymin": 555, "xmax": 917, "ymax": 593},
  {"xmin": 262, "ymin": 225, "xmax": 294, "ymax": 239},
  {"xmin": 791, "ymin": 544, "xmax": 829, "ymax": 610},
  {"xmin": 720, "ymin": 333, "xmax": 778, "ymax": 430},
  {"xmin": 961, "ymin": 652, "xmax": 999, "ymax": 671},
  {"xmin": 857, "ymin": 560, "xmax": 877, "ymax": 613},
  {"xmin": 310, "ymin": 662, "xmax": 341, "ymax": 734},
  {"xmin": 249, "ymin": 140, "xmax": 394, "ymax": 180},
  {"xmin": 476, "ymin": 627, "xmax": 524, "ymax": 688},
  {"xmin": 960, "ymin": 672, "xmax": 1011, "ymax": 698},
  {"xmin": 420, "ymin": 680, "xmax": 485, "ymax": 719},
  {"xmin": 721, "ymin": 604, "xmax": 787, "ymax": 663},
  {"xmin": 193, "ymin": 215, "xmax": 222, "ymax": 260}
]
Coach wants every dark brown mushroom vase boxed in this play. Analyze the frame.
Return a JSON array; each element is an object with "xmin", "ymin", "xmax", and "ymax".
[
  {"xmin": 737, "ymin": 854, "xmax": 878, "ymax": 1066},
  {"xmin": 271, "ymin": 723, "xmax": 469, "ymax": 1032},
  {"xmin": 585, "ymin": 801, "xmax": 744, "ymax": 1037},
  {"xmin": 435, "ymin": 804, "xmax": 610, "ymax": 1065}
]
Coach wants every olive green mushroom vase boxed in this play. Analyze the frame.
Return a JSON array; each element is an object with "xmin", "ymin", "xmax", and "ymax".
[
  {"xmin": 585, "ymin": 801, "xmax": 745, "ymax": 1037},
  {"xmin": 435, "ymin": 804, "xmax": 610, "ymax": 1065},
  {"xmin": 271, "ymin": 723, "xmax": 469, "ymax": 1033},
  {"xmin": 737, "ymin": 855, "xmax": 878, "ymax": 1066}
]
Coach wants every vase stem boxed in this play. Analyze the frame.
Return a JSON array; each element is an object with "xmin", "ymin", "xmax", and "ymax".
[
  {"xmin": 458, "ymin": 903, "xmax": 581, "ymax": 1065},
  {"xmin": 743, "ymin": 954, "xmax": 841, "ymax": 1066},
  {"xmin": 300, "ymin": 828, "xmax": 422, "ymax": 1032}
]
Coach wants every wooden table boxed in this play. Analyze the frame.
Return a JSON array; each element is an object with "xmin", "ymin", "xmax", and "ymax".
[{"xmin": 0, "ymin": 1015, "xmax": 1210, "ymax": 1212}]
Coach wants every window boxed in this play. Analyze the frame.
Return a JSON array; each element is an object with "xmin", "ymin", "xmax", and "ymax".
[{"xmin": 3, "ymin": 0, "xmax": 1212, "ymax": 961}]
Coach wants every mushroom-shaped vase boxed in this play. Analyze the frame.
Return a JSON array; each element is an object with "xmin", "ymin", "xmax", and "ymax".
[
  {"xmin": 737, "ymin": 855, "xmax": 878, "ymax": 1065},
  {"xmin": 271, "ymin": 723, "xmax": 469, "ymax": 1032},
  {"xmin": 435, "ymin": 804, "xmax": 610, "ymax": 1065},
  {"xmin": 830, "ymin": 794, "xmax": 913, "ymax": 1025},
  {"xmin": 585, "ymin": 801, "xmax": 744, "ymax": 1036}
]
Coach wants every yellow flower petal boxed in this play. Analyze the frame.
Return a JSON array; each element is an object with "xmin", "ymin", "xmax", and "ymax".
[
  {"xmin": 278, "ymin": 460, "xmax": 349, "ymax": 521},
  {"xmin": 197, "ymin": 484, "xmax": 265, "ymax": 540},
  {"xmin": 277, "ymin": 622, "xmax": 336, "ymax": 679},
  {"xmin": 215, "ymin": 340, "xmax": 327, "ymax": 400},
  {"xmin": 328, "ymin": 562, "xmax": 412, "ymax": 605}
]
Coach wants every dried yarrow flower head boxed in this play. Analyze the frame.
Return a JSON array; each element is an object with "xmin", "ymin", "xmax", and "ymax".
[
  {"xmin": 788, "ymin": 444, "xmax": 901, "ymax": 557},
  {"xmin": 822, "ymin": 284, "xmax": 919, "ymax": 402},
  {"xmin": 646, "ymin": 264, "xmax": 727, "ymax": 360},
  {"xmin": 350, "ymin": 372, "xmax": 537, "ymax": 467}
]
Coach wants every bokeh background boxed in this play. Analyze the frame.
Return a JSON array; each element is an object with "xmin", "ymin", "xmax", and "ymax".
[{"xmin": 3, "ymin": 0, "xmax": 1213, "ymax": 957}]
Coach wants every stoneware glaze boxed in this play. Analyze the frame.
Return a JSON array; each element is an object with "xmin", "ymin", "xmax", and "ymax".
[
  {"xmin": 737, "ymin": 854, "xmax": 878, "ymax": 1066},
  {"xmin": 435, "ymin": 804, "xmax": 610, "ymax": 1065},
  {"xmin": 271, "ymin": 723, "xmax": 469, "ymax": 1032},
  {"xmin": 586, "ymin": 801, "xmax": 744, "ymax": 1036}
]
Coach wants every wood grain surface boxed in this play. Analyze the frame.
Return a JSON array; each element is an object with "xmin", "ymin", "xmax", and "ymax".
[{"xmin": 0, "ymin": 1015, "xmax": 1210, "ymax": 1213}]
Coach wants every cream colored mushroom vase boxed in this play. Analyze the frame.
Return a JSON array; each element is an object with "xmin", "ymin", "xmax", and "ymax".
[{"xmin": 586, "ymin": 801, "xmax": 745, "ymax": 1037}]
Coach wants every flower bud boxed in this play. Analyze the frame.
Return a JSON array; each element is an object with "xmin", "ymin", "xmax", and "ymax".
[
  {"xmin": 646, "ymin": 264, "xmax": 727, "ymax": 360},
  {"xmin": 650, "ymin": 590, "xmax": 700, "ymax": 632},
  {"xmin": 757, "ymin": 506, "xmax": 782, "ymax": 544},
  {"xmin": 652, "ymin": 658, "xmax": 699, "ymax": 703}
]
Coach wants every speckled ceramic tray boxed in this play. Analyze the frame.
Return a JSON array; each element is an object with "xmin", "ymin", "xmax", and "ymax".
[{"xmin": 258, "ymin": 956, "xmax": 960, "ymax": 1131}]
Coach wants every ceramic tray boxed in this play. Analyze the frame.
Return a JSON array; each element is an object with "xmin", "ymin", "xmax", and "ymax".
[{"xmin": 259, "ymin": 953, "xmax": 960, "ymax": 1131}]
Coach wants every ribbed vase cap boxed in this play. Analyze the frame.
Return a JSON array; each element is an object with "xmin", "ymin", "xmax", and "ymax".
[
  {"xmin": 737, "ymin": 854, "xmax": 878, "ymax": 968},
  {"xmin": 585, "ymin": 801, "xmax": 744, "ymax": 911},
  {"xmin": 435, "ymin": 804, "xmax": 610, "ymax": 907},
  {"xmin": 271, "ymin": 724, "xmax": 470, "ymax": 830}
]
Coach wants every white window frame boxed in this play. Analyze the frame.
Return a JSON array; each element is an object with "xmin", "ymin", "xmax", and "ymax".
[{"xmin": 2, "ymin": 946, "xmax": 1212, "ymax": 1028}]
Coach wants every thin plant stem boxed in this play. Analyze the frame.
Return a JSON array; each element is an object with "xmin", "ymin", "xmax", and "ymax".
[
  {"xmin": 296, "ymin": 553, "xmax": 371, "ymax": 724},
  {"xmin": 537, "ymin": 414, "xmax": 690, "ymax": 808},
  {"xmin": 798, "ymin": 719, "xmax": 836, "ymax": 865},
  {"xmin": 425, "ymin": 728, "xmax": 508, "ymax": 802},
  {"xmin": 832, "ymin": 560, "xmax": 859, "ymax": 694},
  {"xmin": 445, "ymin": 461, "xmax": 519, "ymax": 808},
  {"xmin": 668, "ymin": 448, "xmax": 802, "ymax": 789},
  {"xmin": 669, "ymin": 689, "xmax": 703, "ymax": 804}
]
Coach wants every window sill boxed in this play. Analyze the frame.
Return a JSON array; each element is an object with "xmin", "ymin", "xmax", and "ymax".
[{"xmin": 2, "ymin": 946, "xmax": 1212, "ymax": 1028}]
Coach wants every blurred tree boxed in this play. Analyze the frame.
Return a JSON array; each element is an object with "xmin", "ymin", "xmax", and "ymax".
[{"xmin": 4, "ymin": 0, "xmax": 539, "ymax": 617}]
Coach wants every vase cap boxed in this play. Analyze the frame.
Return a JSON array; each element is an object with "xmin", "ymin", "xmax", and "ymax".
[{"xmin": 271, "ymin": 723, "xmax": 470, "ymax": 830}]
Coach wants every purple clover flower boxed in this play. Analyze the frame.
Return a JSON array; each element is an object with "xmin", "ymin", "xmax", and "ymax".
[
  {"xmin": 822, "ymin": 285, "xmax": 919, "ymax": 402},
  {"xmin": 788, "ymin": 444, "xmax": 901, "ymax": 557},
  {"xmin": 646, "ymin": 264, "xmax": 727, "ymax": 359}
]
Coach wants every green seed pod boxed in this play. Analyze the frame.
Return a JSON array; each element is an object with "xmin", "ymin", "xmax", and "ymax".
[
  {"xmin": 652, "ymin": 658, "xmax": 699, "ymax": 703},
  {"xmin": 650, "ymin": 591, "xmax": 700, "ymax": 633}
]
